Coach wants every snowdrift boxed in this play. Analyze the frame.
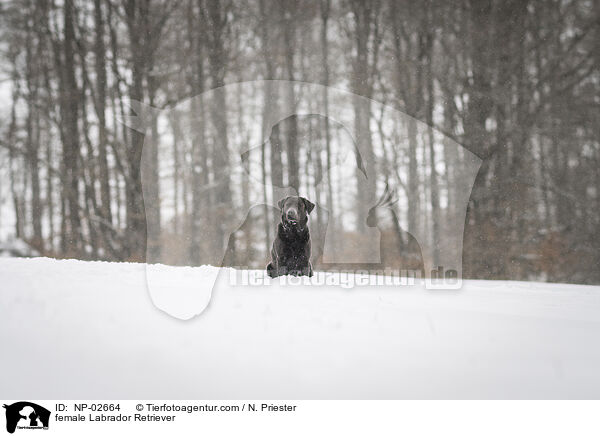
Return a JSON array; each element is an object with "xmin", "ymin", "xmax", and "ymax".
[{"xmin": 1, "ymin": 257, "xmax": 599, "ymax": 399}]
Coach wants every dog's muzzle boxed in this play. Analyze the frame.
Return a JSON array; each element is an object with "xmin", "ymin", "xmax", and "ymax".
[{"xmin": 286, "ymin": 209, "xmax": 298, "ymax": 225}]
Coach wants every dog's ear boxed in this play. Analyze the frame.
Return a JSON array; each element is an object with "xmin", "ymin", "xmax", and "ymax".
[
  {"xmin": 301, "ymin": 197, "xmax": 315, "ymax": 214},
  {"xmin": 278, "ymin": 197, "xmax": 288, "ymax": 210}
]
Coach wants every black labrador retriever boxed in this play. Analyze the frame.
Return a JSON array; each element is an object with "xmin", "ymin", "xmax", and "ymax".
[{"xmin": 267, "ymin": 196, "xmax": 315, "ymax": 277}]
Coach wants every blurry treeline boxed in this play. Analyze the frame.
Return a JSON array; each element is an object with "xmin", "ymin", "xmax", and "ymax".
[{"xmin": 0, "ymin": 0, "xmax": 598, "ymax": 283}]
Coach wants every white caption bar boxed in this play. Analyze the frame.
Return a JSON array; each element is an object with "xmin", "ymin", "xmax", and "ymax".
[{"xmin": 1, "ymin": 400, "xmax": 599, "ymax": 435}]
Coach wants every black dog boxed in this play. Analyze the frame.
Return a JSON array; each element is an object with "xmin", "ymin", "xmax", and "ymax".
[{"xmin": 267, "ymin": 196, "xmax": 315, "ymax": 277}]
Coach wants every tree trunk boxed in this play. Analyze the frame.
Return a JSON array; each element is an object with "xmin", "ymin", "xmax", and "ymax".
[
  {"xmin": 61, "ymin": 0, "xmax": 83, "ymax": 256},
  {"xmin": 205, "ymin": 0, "xmax": 231, "ymax": 256},
  {"xmin": 94, "ymin": 0, "xmax": 112, "ymax": 227}
]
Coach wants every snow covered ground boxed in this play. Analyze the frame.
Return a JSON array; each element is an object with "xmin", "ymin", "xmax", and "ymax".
[{"xmin": 1, "ymin": 257, "xmax": 599, "ymax": 399}]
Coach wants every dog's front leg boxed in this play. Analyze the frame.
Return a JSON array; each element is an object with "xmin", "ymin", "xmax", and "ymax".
[{"xmin": 266, "ymin": 262, "xmax": 277, "ymax": 278}]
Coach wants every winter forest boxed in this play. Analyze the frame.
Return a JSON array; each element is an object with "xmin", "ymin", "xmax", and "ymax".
[{"xmin": 0, "ymin": 0, "xmax": 598, "ymax": 284}]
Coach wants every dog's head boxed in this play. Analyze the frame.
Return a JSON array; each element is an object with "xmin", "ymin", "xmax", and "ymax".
[{"xmin": 278, "ymin": 196, "xmax": 315, "ymax": 230}]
